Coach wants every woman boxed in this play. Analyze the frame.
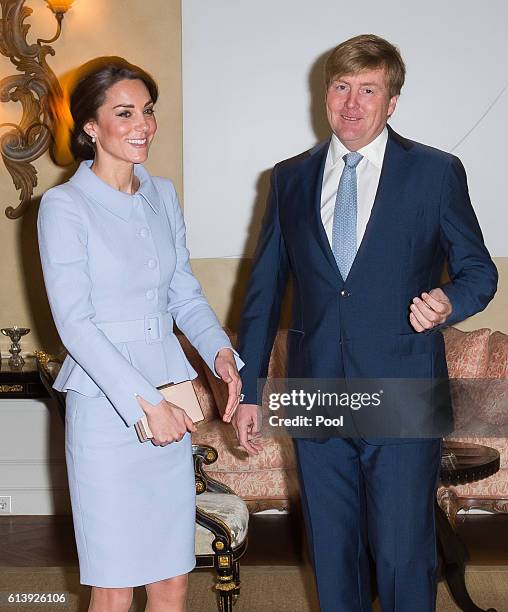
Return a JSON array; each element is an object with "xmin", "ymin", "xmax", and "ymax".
[{"xmin": 38, "ymin": 58, "xmax": 243, "ymax": 612}]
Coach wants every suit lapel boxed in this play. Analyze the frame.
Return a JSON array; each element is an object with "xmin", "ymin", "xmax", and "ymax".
[
  {"xmin": 295, "ymin": 128, "xmax": 413, "ymax": 284},
  {"xmin": 345, "ymin": 127, "xmax": 412, "ymax": 282},
  {"xmin": 300, "ymin": 140, "xmax": 345, "ymax": 282}
]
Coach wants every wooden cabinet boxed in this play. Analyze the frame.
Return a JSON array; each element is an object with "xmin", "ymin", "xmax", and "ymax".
[{"xmin": 0, "ymin": 357, "xmax": 49, "ymax": 399}]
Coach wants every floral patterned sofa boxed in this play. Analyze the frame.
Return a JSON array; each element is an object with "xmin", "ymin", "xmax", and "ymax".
[
  {"xmin": 188, "ymin": 328, "xmax": 508, "ymax": 516},
  {"xmin": 437, "ymin": 327, "xmax": 508, "ymax": 520}
]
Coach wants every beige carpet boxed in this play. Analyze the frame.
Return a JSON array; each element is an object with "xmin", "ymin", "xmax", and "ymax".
[{"xmin": 0, "ymin": 565, "xmax": 507, "ymax": 611}]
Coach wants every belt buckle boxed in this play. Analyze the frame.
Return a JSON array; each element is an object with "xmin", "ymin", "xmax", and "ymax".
[{"xmin": 144, "ymin": 312, "xmax": 163, "ymax": 344}]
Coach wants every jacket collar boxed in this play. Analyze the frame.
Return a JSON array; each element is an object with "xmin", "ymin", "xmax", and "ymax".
[{"xmin": 70, "ymin": 160, "xmax": 160, "ymax": 221}]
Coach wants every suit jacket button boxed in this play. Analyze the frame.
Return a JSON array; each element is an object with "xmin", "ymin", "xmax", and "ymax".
[{"xmin": 340, "ymin": 290, "xmax": 351, "ymax": 297}]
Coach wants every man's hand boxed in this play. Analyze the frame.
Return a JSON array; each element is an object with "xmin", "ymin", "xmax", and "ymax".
[
  {"xmin": 214, "ymin": 348, "xmax": 243, "ymax": 423},
  {"xmin": 232, "ymin": 403, "xmax": 263, "ymax": 455},
  {"xmin": 409, "ymin": 288, "xmax": 452, "ymax": 332},
  {"xmin": 137, "ymin": 396, "xmax": 196, "ymax": 446}
]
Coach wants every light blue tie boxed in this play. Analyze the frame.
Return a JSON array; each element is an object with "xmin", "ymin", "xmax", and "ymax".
[{"xmin": 332, "ymin": 152, "xmax": 363, "ymax": 280}]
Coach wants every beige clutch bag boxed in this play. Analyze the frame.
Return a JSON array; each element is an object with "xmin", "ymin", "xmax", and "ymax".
[{"xmin": 134, "ymin": 380, "xmax": 204, "ymax": 443}]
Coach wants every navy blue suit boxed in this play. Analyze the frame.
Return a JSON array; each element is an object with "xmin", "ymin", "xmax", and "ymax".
[{"xmin": 238, "ymin": 127, "xmax": 497, "ymax": 610}]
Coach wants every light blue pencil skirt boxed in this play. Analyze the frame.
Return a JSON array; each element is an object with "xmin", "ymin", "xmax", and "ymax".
[{"xmin": 65, "ymin": 390, "xmax": 196, "ymax": 587}]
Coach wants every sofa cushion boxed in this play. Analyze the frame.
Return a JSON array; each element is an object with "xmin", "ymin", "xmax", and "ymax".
[
  {"xmin": 423, "ymin": 334, "xmax": 508, "ymax": 504},
  {"xmin": 486, "ymin": 332, "xmax": 508, "ymax": 379},
  {"xmin": 192, "ymin": 418, "xmax": 299, "ymax": 505},
  {"xmin": 475, "ymin": 380, "xmax": 508, "ymax": 427},
  {"xmin": 437, "ymin": 468, "xmax": 508, "ymax": 500},
  {"xmin": 204, "ymin": 467, "xmax": 300, "ymax": 508},
  {"xmin": 478, "ymin": 331, "xmax": 508, "ymax": 427},
  {"xmin": 442, "ymin": 327, "xmax": 491, "ymax": 378},
  {"xmin": 195, "ymin": 492, "xmax": 249, "ymax": 552},
  {"xmin": 193, "ymin": 418, "xmax": 296, "ymax": 471},
  {"xmin": 442, "ymin": 328, "xmax": 492, "ymax": 433},
  {"xmin": 447, "ymin": 331, "xmax": 508, "ymax": 430}
]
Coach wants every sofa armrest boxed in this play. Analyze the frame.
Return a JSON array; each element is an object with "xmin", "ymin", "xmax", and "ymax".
[{"xmin": 192, "ymin": 443, "xmax": 236, "ymax": 495}]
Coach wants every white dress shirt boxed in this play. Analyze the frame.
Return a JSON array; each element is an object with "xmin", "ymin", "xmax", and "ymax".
[{"xmin": 320, "ymin": 127, "xmax": 388, "ymax": 248}]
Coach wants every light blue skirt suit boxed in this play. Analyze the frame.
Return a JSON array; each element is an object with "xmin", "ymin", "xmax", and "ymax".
[{"xmin": 38, "ymin": 160, "xmax": 243, "ymax": 587}]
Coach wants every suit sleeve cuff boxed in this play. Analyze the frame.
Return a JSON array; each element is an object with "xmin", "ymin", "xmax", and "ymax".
[{"xmin": 439, "ymin": 282, "xmax": 465, "ymax": 327}]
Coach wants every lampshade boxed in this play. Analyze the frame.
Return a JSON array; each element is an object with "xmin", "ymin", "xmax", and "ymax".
[{"xmin": 45, "ymin": 0, "xmax": 76, "ymax": 14}]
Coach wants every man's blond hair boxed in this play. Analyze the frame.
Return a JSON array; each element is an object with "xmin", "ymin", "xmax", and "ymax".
[{"xmin": 325, "ymin": 34, "xmax": 406, "ymax": 97}]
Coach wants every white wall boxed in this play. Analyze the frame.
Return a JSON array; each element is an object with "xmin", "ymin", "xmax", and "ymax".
[
  {"xmin": 0, "ymin": 399, "xmax": 70, "ymax": 515},
  {"xmin": 183, "ymin": 0, "xmax": 508, "ymax": 259}
]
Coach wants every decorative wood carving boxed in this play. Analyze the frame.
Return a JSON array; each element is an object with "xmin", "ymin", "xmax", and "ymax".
[
  {"xmin": 438, "ymin": 487, "xmax": 508, "ymax": 527},
  {"xmin": 0, "ymin": 0, "xmax": 64, "ymax": 219},
  {"xmin": 437, "ymin": 487, "xmax": 460, "ymax": 526},
  {"xmin": 457, "ymin": 496, "xmax": 508, "ymax": 515}
]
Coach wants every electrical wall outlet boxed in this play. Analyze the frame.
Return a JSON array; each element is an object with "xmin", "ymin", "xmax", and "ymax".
[{"xmin": 0, "ymin": 496, "xmax": 12, "ymax": 513}]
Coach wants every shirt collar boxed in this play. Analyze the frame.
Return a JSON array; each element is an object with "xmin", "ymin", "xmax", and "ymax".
[
  {"xmin": 330, "ymin": 126, "xmax": 388, "ymax": 169},
  {"xmin": 70, "ymin": 160, "xmax": 160, "ymax": 221}
]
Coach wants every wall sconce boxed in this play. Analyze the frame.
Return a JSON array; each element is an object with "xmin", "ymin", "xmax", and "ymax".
[
  {"xmin": 46, "ymin": 0, "xmax": 75, "ymax": 14},
  {"xmin": 0, "ymin": 0, "xmax": 76, "ymax": 219}
]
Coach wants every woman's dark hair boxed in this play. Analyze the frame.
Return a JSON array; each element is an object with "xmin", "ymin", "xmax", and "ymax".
[{"xmin": 69, "ymin": 57, "xmax": 159, "ymax": 160}]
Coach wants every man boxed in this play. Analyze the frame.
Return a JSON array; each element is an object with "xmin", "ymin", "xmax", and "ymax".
[{"xmin": 233, "ymin": 34, "xmax": 497, "ymax": 611}]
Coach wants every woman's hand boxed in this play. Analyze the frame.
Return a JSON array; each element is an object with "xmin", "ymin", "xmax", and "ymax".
[
  {"xmin": 136, "ymin": 396, "xmax": 197, "ymax": 446},
  {"xmin": 214, "ymin": 348, "xmax": 242, "ymax": 423}
]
